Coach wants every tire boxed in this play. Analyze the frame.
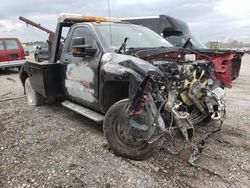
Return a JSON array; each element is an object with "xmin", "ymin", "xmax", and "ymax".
[
  {"xmin": 25, "ymin": 78, "xmax": 44, "ymax": 106},
  {"xmin": 103, "ymin": 99, "xmax": 162, "ymax": 160}
]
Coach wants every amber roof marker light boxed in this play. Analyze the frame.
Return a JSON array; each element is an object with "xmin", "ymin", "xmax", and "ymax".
[{"xmin": 58, "ymin": 13, "xmax": 121, "ymax": 23}]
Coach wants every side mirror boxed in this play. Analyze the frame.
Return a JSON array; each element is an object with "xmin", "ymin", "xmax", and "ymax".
[{"xmin": 72, "ymin": 37, "xmax": 97, "ymax": 57}]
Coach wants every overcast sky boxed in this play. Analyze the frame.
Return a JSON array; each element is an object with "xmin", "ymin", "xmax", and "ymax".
[{"xmin": 0, "ymin": 0, "xmax": 250, "ymax": 43}]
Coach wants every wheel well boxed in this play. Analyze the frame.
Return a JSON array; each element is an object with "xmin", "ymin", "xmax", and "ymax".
[{"xmin": 103, "ymin": 81, "xmax": 129, "ymax": 112}]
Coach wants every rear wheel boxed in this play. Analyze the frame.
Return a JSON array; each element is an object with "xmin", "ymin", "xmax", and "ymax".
[
  {"xmin": 25, "ymin": 78, "xmax": 44, "ymax": 106},
  {"xmin": 104, "ymin": 99, "xmax": 162, "ymax": 160}
]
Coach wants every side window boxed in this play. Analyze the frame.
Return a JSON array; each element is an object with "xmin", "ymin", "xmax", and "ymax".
[
  {"xmin": 0, "ymin": 40, "xmax": 4, "ymax": 50},
  {"xmin": 5, "ymin": 39, "xmax": 19, "ymax": 50},
  {"xmin": 67, "ymin": 26, "xmax": 99, "ymax": 55}
]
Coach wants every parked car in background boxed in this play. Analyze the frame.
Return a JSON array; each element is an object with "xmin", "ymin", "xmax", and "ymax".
[
  {"xmin": 0, "ymin": 38, "xmax": 26, "ymax": 70},
  {"xmin": 34, "ymin": 42, "xmax": 49, "ymax": 62}
]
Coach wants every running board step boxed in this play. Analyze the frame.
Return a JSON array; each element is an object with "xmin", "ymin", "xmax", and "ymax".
[{"xmin": 61, "ymin": 100, "xmax": 104, "ymax": 123}]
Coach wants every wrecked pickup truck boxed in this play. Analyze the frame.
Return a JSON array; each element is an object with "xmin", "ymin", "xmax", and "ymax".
[{"xmin": 20, "ymin": 13, "xmax": 227, "ymax": 161}]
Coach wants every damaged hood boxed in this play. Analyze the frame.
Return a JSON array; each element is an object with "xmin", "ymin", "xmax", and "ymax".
[
  {"xmin": 132, "ymin": 47, "xmax": 243, "ymax": 88},
  {"xmin": 101, "ymin": 46, "xmax": 243, "ymax": 88},
  {"xmin": 133, "ymin": 47, "xmax": 243, "ymax": 61}
]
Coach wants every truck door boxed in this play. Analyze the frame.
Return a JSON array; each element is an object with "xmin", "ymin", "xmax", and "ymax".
[{"xmin": 60, "ymin": 25, "xmax": 101, "ymax": 109}]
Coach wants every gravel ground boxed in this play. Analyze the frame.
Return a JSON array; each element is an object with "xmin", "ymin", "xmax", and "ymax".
[{"xmin": 0, "ymin": 55, "xmax": 249, "ymax": 188}]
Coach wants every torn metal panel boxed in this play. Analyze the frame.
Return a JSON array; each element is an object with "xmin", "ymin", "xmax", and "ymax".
[{"xmin": 65, "ymin": 62, "xmax": 96, "ymax": 103}]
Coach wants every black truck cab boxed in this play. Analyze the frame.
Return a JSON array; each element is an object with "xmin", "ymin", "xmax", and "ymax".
[
  {"xmin": 20, "ymin": 15, "xmax": 172, "ymax": 113},
  {"xmin": 19, "ymin": 14, "xmax": 177, "ymax": 160}
]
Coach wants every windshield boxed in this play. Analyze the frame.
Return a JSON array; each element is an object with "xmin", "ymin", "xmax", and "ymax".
[
  {"xmin": 166, "ymin": 35, "xmax": 206, "ymax": 49},
  {"xmin": 95, "ymin": 23, "xmax": 172, "ymax": 51}
]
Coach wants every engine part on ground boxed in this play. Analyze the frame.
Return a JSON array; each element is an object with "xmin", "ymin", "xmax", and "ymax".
[{"xmin": 189, "ymin": 121, "xmax": 223, "ymax": 165}]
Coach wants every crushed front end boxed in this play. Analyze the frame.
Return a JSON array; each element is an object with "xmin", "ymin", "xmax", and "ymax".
[{"xmin": 126, "ymin": 58, "xmax": 226, "ymax": 163}]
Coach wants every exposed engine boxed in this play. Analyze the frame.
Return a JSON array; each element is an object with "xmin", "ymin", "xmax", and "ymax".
[
  {"xmin": 152, "ymin": 60, "xmax": 226, "ymax": 134},
  {"xmin": 127, "ymin": 59, "xmax": 226, "ymax": 163}
]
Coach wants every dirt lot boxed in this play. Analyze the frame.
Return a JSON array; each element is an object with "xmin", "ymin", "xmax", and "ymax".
[{"xmin": 0, "ymin": 55, "xmax": 250, "ymax": 188}]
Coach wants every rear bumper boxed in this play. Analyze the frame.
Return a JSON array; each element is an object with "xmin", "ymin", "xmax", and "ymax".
[{"xmin": 0, "ymin": 59, "xmax": 26, "ymax": 69}]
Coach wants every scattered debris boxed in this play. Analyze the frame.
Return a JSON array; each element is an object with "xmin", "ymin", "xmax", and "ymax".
[
  {"xmin": 0, "ymin": 96, "xmax": 25, "ymax": 103},
  {"xmin": 6, "ymin": 78, "xmax": 16, "ymax": 82}
]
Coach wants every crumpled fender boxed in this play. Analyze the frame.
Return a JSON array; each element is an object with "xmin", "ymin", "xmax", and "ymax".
[
  {"xmin": 100, "ymin": 52, "xmax": 163, "ymax": 82},
  {"xmin": 99, "ymin": 52, "xmax": 163, "ymax": 112},
  {"xmin": 126, "ymin": 75, "xmax": 165, "ymax": 141},
  {"xmin": 100, "ymin": 53, "xmax": 165, "ymax": 141}
]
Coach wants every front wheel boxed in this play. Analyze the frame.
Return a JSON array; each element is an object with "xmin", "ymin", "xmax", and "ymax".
[
  {"xmin": 25, "ymin": 78, "xmax": 44, "ymax": 106},
  {"xmin": 103, "ymin": 99, "xmax": 162, "ymax": 160}
]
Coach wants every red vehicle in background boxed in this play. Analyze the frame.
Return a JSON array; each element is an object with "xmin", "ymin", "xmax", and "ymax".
[{"xmin": 0, "ymin": 38, "xmax": 26, "ymax": 70}]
